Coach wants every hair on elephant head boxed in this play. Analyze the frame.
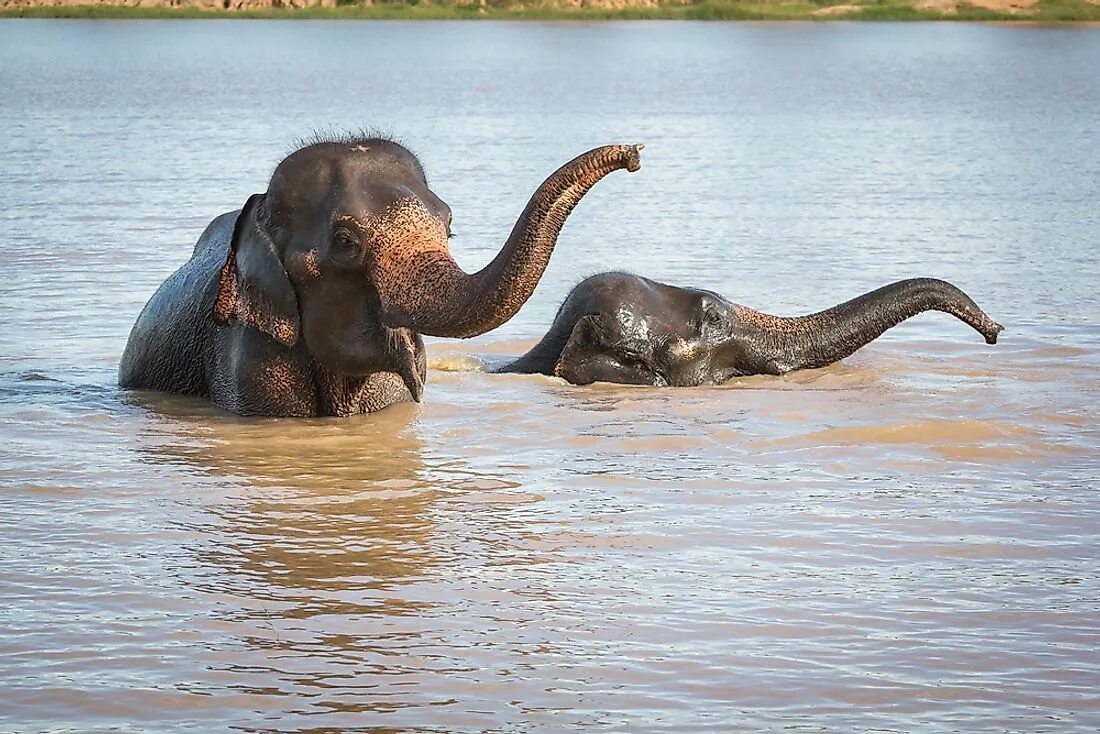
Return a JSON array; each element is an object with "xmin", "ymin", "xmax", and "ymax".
[
  {"xmin": 499, "ymin": 272, "xmax": 1003, "ymax": 386},
  {"xmin": 120, "ymin": 136, "xmax": 644, "ymax": 416}
]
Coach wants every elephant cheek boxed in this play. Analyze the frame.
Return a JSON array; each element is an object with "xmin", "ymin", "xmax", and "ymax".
[
  {"xmin": 659, "ymin": 339, "xmax": 708, "ymax": 387},
  {"xmin": 298, "ymin": 300, "xmax": 379, "ymax": 376},
  {"xmin": 289, "ymin": 248, "xmax": 323, "ymax": 280}
]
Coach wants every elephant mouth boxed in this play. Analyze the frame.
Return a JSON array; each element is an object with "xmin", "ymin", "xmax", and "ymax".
[{"xmin": 303, "ymin": 302, "xmax": 424, "ymax": 402}]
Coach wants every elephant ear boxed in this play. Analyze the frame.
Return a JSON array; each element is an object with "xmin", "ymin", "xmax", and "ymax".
[
  {"xmin": 553, "ymin": 314, "xmax": 659, "ymax": 386},
  {"xmin": 213, "ymin": 193, "xmax": 301, "ymax": 346}
]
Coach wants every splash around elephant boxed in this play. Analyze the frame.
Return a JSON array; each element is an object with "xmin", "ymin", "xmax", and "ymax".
[
  {"xmin": 119, "ymin": 137, "xmax": 643, "ymax": 416},
  {"xmin": 498, "ymin": 273, "xmax": 1003, "ymax": 386}
]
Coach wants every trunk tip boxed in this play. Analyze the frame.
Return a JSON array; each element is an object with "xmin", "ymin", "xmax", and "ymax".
[
  {"xmin": 985, "ymin": 321, "xmax": 1004, "ymax": 345},
  {"xmin": 405, "ymin": 371, "xmax": 424, "ymax": 402}
]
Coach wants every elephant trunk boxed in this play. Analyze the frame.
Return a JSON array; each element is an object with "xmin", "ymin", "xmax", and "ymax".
[
  {"xmin": 377, "ymin": 144, "xmax": 643, "ymax": 339},
  {"xmin": 734, "ymin": 278, "xmax": 1003, "ymax": 374}
]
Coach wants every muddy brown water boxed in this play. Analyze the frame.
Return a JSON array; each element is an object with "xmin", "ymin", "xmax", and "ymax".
[{"xmin": 1, "ymin": 19, "xmax": 1098, "ymax": 733}]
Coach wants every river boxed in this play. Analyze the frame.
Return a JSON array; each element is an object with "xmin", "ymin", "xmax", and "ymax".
[{"xmin": 1, "ymin": 19, "xmax": 1098, "ymax": 732}]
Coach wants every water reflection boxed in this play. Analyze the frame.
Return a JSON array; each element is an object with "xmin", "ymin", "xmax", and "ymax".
[
  {"xmin": 129, "ymin": 392, "xmax": 427, "ymax": 487},
  {"xmin": 120, "ymin": 393, "xmax": 583, "ymax": 728},
  {"xmin": 131, "ymin": 395, "xmax": 441, "ymax": 607}
]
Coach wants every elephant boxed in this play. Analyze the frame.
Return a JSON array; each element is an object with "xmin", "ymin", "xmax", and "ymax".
[
  {"xmin": 119, "ymin": 137, "xmax": 643, "ymax": 416},
  {"xmin": 497, "ymin": 273, "xmax": 1002, "ymax": 386}
]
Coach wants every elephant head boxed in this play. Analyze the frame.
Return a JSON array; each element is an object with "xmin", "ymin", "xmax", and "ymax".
[
  {"xmin": 212, "ymin": 137, "xmax": 643, "ymax": 402},
  {"xmin": 504, "ymin": 273, "xmax": 1002, "ymax": 386}
]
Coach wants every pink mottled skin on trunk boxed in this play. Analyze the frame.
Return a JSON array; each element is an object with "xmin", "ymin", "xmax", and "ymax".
[{"xmin": 373, "ymin": 144, "xmax": 644, "ymax": 338}]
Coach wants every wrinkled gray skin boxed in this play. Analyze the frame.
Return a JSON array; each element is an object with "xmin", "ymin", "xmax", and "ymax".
[
  {"xmin": 119, "ymin": 138, "xmax": 642, "ymax": 416},
  {"xmin": 499, "ymin": 272, "xmax": 1003, "ymax": 386}
]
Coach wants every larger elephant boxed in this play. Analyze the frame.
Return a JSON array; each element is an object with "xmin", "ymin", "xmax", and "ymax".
[
  {"xmin": 498, "ymin": 273, "xmax": 1002, "ymax": 385},
  {"xmin": 119, "ymin": 138, "xmax": 643, "ymax": 416}
]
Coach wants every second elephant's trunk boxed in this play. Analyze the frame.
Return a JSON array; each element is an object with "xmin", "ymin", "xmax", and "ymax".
[
  {"xmin": 377, "ymin": 144, "xmax": 643, "ymax": 339},
  {"xmin": 734, "ymin": 278, "xmax": 1003, "ymax": 374}
]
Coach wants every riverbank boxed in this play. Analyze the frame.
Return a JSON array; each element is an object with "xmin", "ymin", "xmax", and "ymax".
[{"xmin": 3, "ymin": 0, "xmax": 1099, "ymax": 22}]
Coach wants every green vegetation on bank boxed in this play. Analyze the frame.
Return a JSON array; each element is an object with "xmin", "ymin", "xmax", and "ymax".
[{"xmin": 2, "ymin": 0, "xmax": 1099, "ymax": 21}]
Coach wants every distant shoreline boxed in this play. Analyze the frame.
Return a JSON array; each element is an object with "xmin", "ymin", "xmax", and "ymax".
[{"xmin": 3, "ymin": 1, "xmax": 1100, "ymax": 23}]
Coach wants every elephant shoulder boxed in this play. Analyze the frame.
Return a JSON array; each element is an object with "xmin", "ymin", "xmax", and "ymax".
[{"xmin": 118, "ymin": 211, "xmax": 241, "ymax": 394}]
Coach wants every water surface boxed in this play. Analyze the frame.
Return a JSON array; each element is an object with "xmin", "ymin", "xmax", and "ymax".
[{"xmin": 1, "ymin": 19, "xmax": 1098, "ymax": 733}]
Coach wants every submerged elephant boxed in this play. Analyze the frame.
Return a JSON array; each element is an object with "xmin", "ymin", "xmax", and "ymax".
[
  {"xmin": 119, "ymin": 137, "xmax": 643, "ymax": 416},
  {"xmin": 498, "ymin": 273, "xmax": 1002, "ymax": 386}
]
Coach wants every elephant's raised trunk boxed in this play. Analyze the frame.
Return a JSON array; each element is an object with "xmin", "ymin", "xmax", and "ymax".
[
  {"xmin": 734, "ymin": 278, "xmax": 1003, "ymax": 374},
  {"xmin": 377, "ymin": 144, "xmax": 643, "ymax": 339}
]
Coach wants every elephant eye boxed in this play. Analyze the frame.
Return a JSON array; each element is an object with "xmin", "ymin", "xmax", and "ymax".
[{"xmin": 331, "ymin": 227, "xmax": 360, "ymax": 256}]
